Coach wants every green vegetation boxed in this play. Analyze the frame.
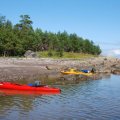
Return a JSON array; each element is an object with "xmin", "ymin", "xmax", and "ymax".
[
  {"xmin": 37, "ymin": 51, "xmax": 96, "ymax": 59},
  {"xmin": 0, "ymin": 15, "xmax": 102, "ymax": 57}
]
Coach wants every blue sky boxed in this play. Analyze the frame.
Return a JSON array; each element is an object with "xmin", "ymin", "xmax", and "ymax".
[{"xmin": 0, "ymin": 0, "xmax": 120, "ymax": 57}]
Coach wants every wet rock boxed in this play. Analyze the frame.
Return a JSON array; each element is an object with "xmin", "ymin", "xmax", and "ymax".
[
  {"xmin": 60, "ymin": 75, "xmax": 78, "ymax": 81},
  {"xmin": 112, "ymin": 69, "xmax": 120, "ymax": 75}
]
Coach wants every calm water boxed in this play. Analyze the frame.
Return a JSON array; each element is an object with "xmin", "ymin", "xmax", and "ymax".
[{"xmin": 0, "ymin": 75, "xmax": 120, "ymax": 120}]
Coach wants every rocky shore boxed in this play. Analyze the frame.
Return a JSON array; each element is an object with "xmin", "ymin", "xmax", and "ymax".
[{"xmin": 0, "ymin": 57, "xmax": 120, "ymax": 81}]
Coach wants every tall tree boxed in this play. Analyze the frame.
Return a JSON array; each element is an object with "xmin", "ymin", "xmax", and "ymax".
[
  {"xmin": 0, "ymin": 16, "xmax": 6, "ymax": 27},
  {"xmin": 14, "ymin": 15, "xmax": 34, "ymax": 51}
]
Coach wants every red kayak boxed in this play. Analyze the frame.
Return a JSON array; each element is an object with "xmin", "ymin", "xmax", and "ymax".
[{"xmin": 0, "ymin": 82, "xmax": 61, "ymax": 93}]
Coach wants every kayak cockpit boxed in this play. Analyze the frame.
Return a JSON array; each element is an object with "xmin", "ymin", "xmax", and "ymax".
[{"xmin": 27, "ymin": 81, "xmax": 46, "ymax": 87}]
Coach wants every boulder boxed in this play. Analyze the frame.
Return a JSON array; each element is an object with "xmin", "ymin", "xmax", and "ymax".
[{"xmin": 24, "ymin": 50, "xmax": 37, "ymax": 58}]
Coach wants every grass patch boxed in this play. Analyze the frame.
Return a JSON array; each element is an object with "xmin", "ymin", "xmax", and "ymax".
[{"xmin": 37, "ymin": 51, "xmax": 97, "ymax": 59}]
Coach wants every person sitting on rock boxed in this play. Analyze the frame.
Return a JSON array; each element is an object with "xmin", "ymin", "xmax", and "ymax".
[{"xmin": 91, "ymin": 67, "xmax": 96, "ymax": 73}]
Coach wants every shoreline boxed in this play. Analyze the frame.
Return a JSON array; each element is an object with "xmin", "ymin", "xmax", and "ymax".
[{"xmin": 0, "ymin": 57, "xmax": 120, "ymax": 81}]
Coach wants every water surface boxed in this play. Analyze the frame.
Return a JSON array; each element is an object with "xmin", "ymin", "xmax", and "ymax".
[{"xmin": 0, "ymin": 75, "xmax": 120, "ymax": 120}]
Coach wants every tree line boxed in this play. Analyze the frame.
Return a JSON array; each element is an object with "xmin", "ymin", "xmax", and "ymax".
[{"xmin": 0, "ymin": 15, "xmax": 101, "ymax": 57}]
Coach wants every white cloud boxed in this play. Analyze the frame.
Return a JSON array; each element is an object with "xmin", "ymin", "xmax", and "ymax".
[
  {"xmin": 113, "ymin": 49, "xmax": 120, "ymax": 55},
  {"xmin": 102, "ymin": 49, "xmax": 120, "ymax": 58}
]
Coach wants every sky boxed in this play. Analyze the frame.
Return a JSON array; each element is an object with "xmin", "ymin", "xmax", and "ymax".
[{"xmin": 0, "ymin": 0, "xmax": 120, "ymax": 57}]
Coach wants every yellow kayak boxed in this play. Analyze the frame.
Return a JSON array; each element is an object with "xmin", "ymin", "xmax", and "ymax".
[{"xmin": 61, "ymin": 69, "xmax": 93, "ymax": 76}]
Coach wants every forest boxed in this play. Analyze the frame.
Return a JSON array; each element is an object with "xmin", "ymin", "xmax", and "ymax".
[{"xmin": 0, "ymin": 15, "xmax": 101, "ymax": 57}]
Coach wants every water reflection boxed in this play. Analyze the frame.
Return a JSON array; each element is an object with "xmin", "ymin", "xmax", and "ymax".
[
  {"xmin": 0, "ymin": 90, "xmax": 60, "ymax": 119},
  {"xmin": 10, "ymin": 72, "xmax": 111, "ymax": 87},
  {"xmin": 0, "ymin": 89, "xmax": 60, "ymax": 96}
]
